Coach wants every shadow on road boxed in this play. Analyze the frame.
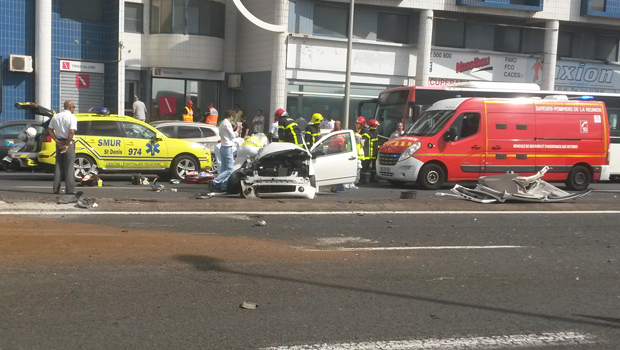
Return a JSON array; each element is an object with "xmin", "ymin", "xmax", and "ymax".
[{"xmin": 176, "ymin": 254, "xmax": 620, "ymax": 330}]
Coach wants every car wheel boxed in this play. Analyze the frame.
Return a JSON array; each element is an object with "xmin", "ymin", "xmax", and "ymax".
[
  {"xmin": 207, "ymin": 154, "xmax": 218, "ymax": 174},
  {"xmin": 417, "ymin": 163, "xmax": 445, "ymax": 190},
  {"xmin": 74, "ymin": 154, "xmax": 96, "ymax": 180},
  {"xmin": 565, "ymin": 165, "xmax": 590, "ymax": 191},
  {"xmin": 171, "ymin": 155, "xmax": 198, "ymax": 180}
]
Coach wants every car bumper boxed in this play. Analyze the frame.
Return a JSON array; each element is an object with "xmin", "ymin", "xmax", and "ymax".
[
  {"xmin": 240, "ymin": 175, "xmax": 316, "ymax": 199},
  {"xmin": 375, "ymin": 156, "xmax": 424, "ymax": 182},
  {"xmin": 599, "ymin": 165, "xmax": 611, "ymax": 181}
]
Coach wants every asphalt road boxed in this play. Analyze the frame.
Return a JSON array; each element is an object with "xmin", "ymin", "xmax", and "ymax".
[{"xmin": 1, "ymin": 172, "xmax": 620, "ymax": 349}]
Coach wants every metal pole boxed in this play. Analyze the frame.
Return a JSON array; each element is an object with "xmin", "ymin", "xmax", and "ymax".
[{"xmin": 343, "ymin": 0, "xmax": 354, "ymax": 129}]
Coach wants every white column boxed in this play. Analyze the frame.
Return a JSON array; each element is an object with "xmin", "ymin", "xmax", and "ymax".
[
  {"xmin": 224, "ymin": 0, "xmax": 238, "ymax": 73},
  {"xmin": 35, "ymin": 0, "xmax": 52, "ymax": 119},
  {"xmin": 118, "ymin": 0, "xmax": 125, "ymax": 116},
  {"xmin": 270, "ymin": 0, "xmax": 288, "ymax": 124},
  {"xmin": 415, "ymin": 10, "xmax": 433, "ymax": 87},
  {"xmin": 541, "ymin": 20, "xmax": 559, "ymax": 91}
]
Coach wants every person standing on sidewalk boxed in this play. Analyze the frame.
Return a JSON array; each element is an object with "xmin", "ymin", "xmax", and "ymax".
[
  {"xmin": 132, "ymin": 95, "xmax": 147, "ymax": 121},
  {"xmin": 48, "ymin": 100, "xmax": 78, "ymax": 194}
]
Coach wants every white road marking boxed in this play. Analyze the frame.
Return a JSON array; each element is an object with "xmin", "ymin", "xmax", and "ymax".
[
  {"xmin": 0, "ymin": 210, "xmax": 620, "ymax": 215},
  {"xmin": 260, "ymin": 332, "xmax": 597, "ymax": 350},
  {"xmin": 310, "ymin": 245, "xmax": 526, "ymax": 252},
  {"xmin": 12, "ymin": 186, "xmax": 148, "ymax": 190}
]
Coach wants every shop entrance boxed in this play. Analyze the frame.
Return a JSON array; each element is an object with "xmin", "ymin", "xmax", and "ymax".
[{"xmin": 151, "ymin": 78, "xmax": 219, "ymax": 122}]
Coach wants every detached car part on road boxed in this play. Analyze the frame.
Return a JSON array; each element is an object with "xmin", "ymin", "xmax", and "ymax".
[
  {"xmin": 227, "ymin": 130, "xmax": 358, "ymax": 199},
  {"xmin": 436, "ymin": 166, "xmax": 592, "ymax": 203}
]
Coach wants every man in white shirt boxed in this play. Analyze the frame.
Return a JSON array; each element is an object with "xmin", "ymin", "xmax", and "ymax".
[
  {"xmin": 211, "ymin": 110, "xmax": 238, "ymax": 191},
  {"xmin": 132, "ymin": 95, "xmax": 147, "ymax": 121},
  {"xmin": 252, "ymin": 109, "xmax": 265, "ymax": 134},
  {"xmin": 48, "ymin": 100, "xmax": 78, "ymax": 194}
]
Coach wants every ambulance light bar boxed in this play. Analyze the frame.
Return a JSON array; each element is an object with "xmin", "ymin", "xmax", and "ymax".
[{"xmin": 88, "ymin": 107, "xmax": 110, "ymax": 115}]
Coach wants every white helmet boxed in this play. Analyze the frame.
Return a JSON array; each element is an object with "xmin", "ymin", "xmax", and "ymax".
[{"xmin": 25, "ymin": 127, "xmax": 37, "ymax": 140}]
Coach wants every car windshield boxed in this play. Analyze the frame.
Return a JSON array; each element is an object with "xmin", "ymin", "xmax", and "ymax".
[{"xmin": 406, "ymin": 109, "xmax": 455, "ymax": 137}]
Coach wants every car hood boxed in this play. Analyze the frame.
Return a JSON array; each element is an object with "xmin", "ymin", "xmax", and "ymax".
[
  {"xmin": 380, "ymin": 136, "xmax": 424, "ymax": 153},
  {"xmin": 255, "ymin": 142, "xmax": 310, "ymax": 160}
]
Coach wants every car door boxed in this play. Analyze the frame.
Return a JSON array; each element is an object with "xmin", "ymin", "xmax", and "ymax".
[
  {"xmin": 310, "ymin": 130, "xmax": 358, "ymax": 187},
  {"xmin": 84, "ymin": 120, "xmax": 125, "ymax": 169},
  {"xmin": 442, "ymin": 112, "xmax": 485, "ymax": 181},
  {"xmin": 121, "ymin": 121, "xmax": 168, "ymax": 169}
]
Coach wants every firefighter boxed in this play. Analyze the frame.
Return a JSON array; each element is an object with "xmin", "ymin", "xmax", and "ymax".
[
  {"xmin": 182, "ymin": 100, "xmax": 194, "ymax": 122},
  {"xmin": 305, "ymin": 113, "xmax": 323, "ymax": 147},
  {"xmin": 360, "ymin": 118, "xmax": 379, "ymax": 184},
  {"xmin": 278, "ymin": 111, "xmax": 304, "ymax": 146}
]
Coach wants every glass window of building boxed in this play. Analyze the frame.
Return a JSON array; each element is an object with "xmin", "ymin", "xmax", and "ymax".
[
  {"xmin": 521, "ymin": 28, "xmax": 544, "ymax": 54},
  {"xmin": 465, "ymin": 22, "xmax": 494, "ymax": 50},
  {"xmin": 313, "ymin": 5, "xmax": 347, "ymax": 37},
  {"xmin": 377, "ymin": 12, "xmax": 408, "ymax": 44},
  {"xmin": 434, "ymin": 19, "xmax": 465, "ymax": 48},
  {"xmin": 595, "ymin": 35, "xmax": 618, "ymax": 61},
  {"xmin": 558, "ymin": 31, "xmax": 573, "ymax": 58},
  {"xmin": 151, "ymin": 0, "xmax": 225, "ymax": 38},
  {"xmin": 125, "ymin": 2, "xmax": 144, "ymax": 33},
  {"xmin": 591, "ymin": 0, "xmax": 606, "ymax": 11},
  {"xmin": 61, "ymin": 0, "xmax": 103, "ymax": 22},
  {"xmin": 494, "ymin": 26, "xmax": 521, "ymax": 53},
  {"xmin": 151, "ymin": 78, "xmax": 219, "ymax": 122}
]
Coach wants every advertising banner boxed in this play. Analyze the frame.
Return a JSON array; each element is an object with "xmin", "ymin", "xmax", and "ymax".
[{"xmin": 428, "ymin": 48, "xmax": 620, "ymax": 92}]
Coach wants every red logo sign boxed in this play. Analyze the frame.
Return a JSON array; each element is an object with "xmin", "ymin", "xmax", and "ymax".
[
  {"xmin": 62, "ymin": 61, "xmax": 71, "ymax": 70},
  {"xmin": 159, "ymin": 96, "xmax": 177, "ymax": 114},
  {"xmin": 456, "ymin": 56, "xmax": 491, "ymax": 74},
  {"xmin": 154, "ymin": 69, "xmax": 161, "ymax": 76},
  {"xmin": 75, "ymin": 74, "xmax": 90, "ymax": 88}
]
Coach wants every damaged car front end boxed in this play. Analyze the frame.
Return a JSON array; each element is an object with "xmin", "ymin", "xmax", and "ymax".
[
  {"xmin": 231, "ymin": 130, "xmax": 358, "ymax": 199},
  {"xmin": 239, "ymin": 143, "xmax": 317, "ymax": 199}
]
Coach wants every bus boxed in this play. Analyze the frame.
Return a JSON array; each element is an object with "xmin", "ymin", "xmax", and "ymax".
[{"xmin": 372, "ymin": 82, "xmax": 620, "ymax": 179}]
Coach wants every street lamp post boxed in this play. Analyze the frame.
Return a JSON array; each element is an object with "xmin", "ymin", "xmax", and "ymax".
[{"xmin": 343, "ymin": 0, "xmax": 354, "ymax": 129}]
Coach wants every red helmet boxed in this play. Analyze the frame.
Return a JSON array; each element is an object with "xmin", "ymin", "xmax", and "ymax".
[
  {"xmin": 368, "ymin": 119, "xmax": 379, "ymax": 128},
  {"xmin": 274, "ymin": 108, "xmax": 285, "ymax": 120},
  {"xmin": 356, "ymin": 116, "xmax": 366, "ymax": 125}
]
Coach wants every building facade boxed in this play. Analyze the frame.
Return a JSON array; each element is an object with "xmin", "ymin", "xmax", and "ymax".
[{"xmin": 2, "ymin": 0, "xmax": 620, "ymax": 124}]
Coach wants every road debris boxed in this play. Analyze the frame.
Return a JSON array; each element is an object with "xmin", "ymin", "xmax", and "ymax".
[
  {"xmin": 170, "ymin": 179, "xmax": 181, "ymax": 184},
  {"xmin": 435, "ymin": 166, "xmax": 591, "ymax": 203},
  {"xmin": 240, "ymin": 302, "xmax": 258, "ymax": 310},
  {"xmin": 255, "ymin": 220, "xmax": 267, "ymax": 227}
]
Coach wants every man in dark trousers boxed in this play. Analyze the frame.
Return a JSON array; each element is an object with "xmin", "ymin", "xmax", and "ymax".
[
  {"xmin": 359, "ymin": 119, "xmax": 380, "ymax": 184},
  {"xmin": 48, "ymin": 100, "xmax": 78, "ymax": 194}
]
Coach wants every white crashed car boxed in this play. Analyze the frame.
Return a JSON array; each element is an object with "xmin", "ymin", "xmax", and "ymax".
[{"xmin": 233, "ymin": 130, "xmax": 358, "ymax": 199}]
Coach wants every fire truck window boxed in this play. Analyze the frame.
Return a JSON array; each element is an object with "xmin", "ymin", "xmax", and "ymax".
[{"xmin": 450, "ymin": 113, "xmax": 480, "ymax": 140}]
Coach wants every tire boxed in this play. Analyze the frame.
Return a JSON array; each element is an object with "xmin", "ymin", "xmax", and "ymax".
[
  {"xmin": 417, "ymin": 163, "xmax": 445, "ymax": 190},
  {"xmin": 207, "ymin": 154, "xmax": 218, "ymax": 174},
  {"xmin": 387, "ymin": 180, "xmax": 406, "ymax": 187},
  {"xmin": 74, "ymin": 154, "xmax": 96, "ymax": 180},
  {"xmin": 565, "ymin": 165, "xmax": 590, "ymax": 191},
  {"xmin": 171, "ymin": 155, "xmax": 198, "ymax": 180}
]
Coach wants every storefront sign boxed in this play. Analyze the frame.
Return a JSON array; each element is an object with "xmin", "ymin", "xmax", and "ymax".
[
  {"xmin": 75, "ymin": 74, "xmax": 90, "ymax": 88},
  {"xmin": 430, "ymin": 50, "xmax": 528, "ymax": 84},
  {"xmin": 428, "ymin": 49, "xmax": 620, "ymax": 92},
  {"xmin": 159, "ymin": 96, "xmax": 177, "ymax": 114},
  {"xmin": 151, "ymin": 67, "xmax": 225, "ymax": 81},
  {"xmin": 60, "ymin": 60, "xmax": 104, "ymax": 74}
]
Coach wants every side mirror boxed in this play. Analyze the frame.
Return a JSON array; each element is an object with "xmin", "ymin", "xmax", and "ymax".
[{"xmin": 444, "ymin": 126, "xmax": 458, "ymax": 142}]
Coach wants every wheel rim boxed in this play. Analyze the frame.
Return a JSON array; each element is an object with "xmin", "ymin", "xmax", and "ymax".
[
  {"xmin": 176, "ymin": 159, "xmax": 196, "ymax": 178},
  {"xmin": 207, "ymin": 155, "xmax": 218, "ymax": 173},
  {"xmin": 426, "ymin": 170, "xmax": 440, "ymax": 184},
  {"xmin": 574, "ymin": 172, "xmax": 587, "ymax": 185},
  {"xmin": 74, "ymin": 157, "xmax": 92, "ymax": 178}
]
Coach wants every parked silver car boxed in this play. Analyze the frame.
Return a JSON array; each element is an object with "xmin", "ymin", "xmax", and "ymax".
[{"xmin": 151, "ymin": 121, "xmax": 220, "ymax": 172}]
